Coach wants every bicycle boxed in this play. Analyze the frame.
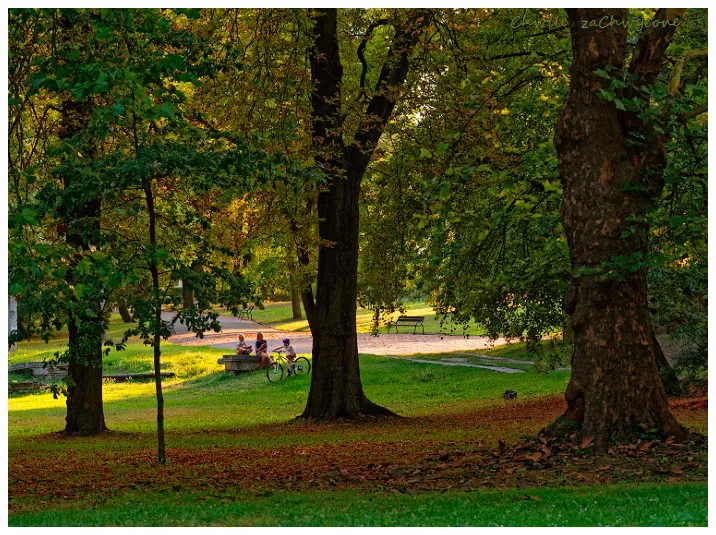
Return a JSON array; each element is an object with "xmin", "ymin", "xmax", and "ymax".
[{"xmin": 266, "ymin": 349, "xmax": 311, "ymax": 382}]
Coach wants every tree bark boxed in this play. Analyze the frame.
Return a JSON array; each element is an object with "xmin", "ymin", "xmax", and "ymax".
[
  {"xmin": 551, "ymin": 8, "xmax": 687, "ymax": 450},
  {"xmin": 301, "ymin": 9, "xmax": 426, "ymax": 418},
  {"xmin": 290, "ymin": 280, "xmax": 303, "ymax": 320},
  {"xmin": 181, "ymin": 262, "xmax": 201, "ymax": 308},
  {"xmin": 60, "ymin": 97, "xmax": 107, "ymax": 435},
  {"xmin": 117, "ymin": 301, "xmax": 135, "ymax": 323},
  {"xmin": 64, "ymin": 193, "xmax": 106, "ymax": 435},
  {"xmin": 181, "ymin": 281, "xmax": 194, "ymax": 308}
]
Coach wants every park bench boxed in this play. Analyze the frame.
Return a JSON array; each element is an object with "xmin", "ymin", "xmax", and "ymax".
[
  {"xmin": 218, "ymin": 354, "xmax": 262, "ymax": 374},
  {"xmin": 386, "ymin": 315, "xmax": 425, "ymax": 335},
  {"xmin": 238, "ymin": 305, "xmax": 255, "ymax": 320}
]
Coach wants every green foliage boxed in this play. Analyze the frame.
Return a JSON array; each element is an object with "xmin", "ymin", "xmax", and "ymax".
[{"xmin": 8, "ymin": 9, "xmax": 314, "ymax": 370}]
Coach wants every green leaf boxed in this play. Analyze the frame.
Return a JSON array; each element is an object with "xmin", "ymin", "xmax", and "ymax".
[
  {"xmin": 598, "ymin": 88, "xmax": 614, "ymax": 102},
  {"xmin": 668, "ymin": 216, "xmax": 686, "ymax": 228},
  {"xmin": 160, "ymin": 102, "xmax": 176, "ymax": 119},
  {"xmin": 419, "ymin": 148, "xmax": 432, "ymax": 159},
  {"xmin": 8, "ymin": 283, "xmax": 23, "ymax": 296},
  {"xmin": 162, "ymin": 54, "xmax": 184, "ymax": 71},
  {"xmin": 179, "ymin": 8, "xmax": 202, "ymax": 19},
  {"xmin": 20, "ymin": 207, "xmax": 38, "ymax": 225},
  {"xmin": 614, "ymin": 99, "xmax": 626, "ymax": 111},
  {"xmin": 438, "ymin": 182, "xmax": 451, "ymax": 199}
]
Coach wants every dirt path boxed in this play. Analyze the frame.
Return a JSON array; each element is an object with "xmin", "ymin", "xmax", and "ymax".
[{"xmin": 165, "ymin": 312, "xmax": 509, "ymax": 357}]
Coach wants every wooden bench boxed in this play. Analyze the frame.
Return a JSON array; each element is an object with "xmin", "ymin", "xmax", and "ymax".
[
  {"xmin": 386, "ymin": 315, "xmax": 425, "ymax": 335},
  {"xmin": 238, "ymin": 305, "xmax": 255, "ymax": 320},
  {"xmin": 218, "ymin": 354, "xmax": 262, "ymax": 374}
]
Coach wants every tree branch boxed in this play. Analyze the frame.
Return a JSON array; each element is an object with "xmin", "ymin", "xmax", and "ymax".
[
  {"xmin": 668, "ymin": 48, "xmax": 707, "ymax": 95},
  {"xmin": 308, "ymin": 8, "xmax": 345, "ymax": 175},
  {"xmin": 680, "ymin": 102, "xmax": 708, "ymax": 122},
  {"xmin": 351, "ymin": 10, "xmax": 430, "ymax": 173},
  {"xmin": 357, "ymin": 18, "xmax": 389, "ymax": 93},
  {"xmin": 627, "ymin": 8, "xmax": 686, "ymax": 98}
]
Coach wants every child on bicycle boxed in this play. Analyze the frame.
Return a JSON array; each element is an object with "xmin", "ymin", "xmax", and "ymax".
[{"xmin": 273, "ymin": 337, "xmax": 297, "ymax": 375}]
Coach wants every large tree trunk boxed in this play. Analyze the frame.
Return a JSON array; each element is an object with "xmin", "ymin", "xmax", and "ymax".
[
  {"xmin": 300, "ymin": 9, "xmax": 425, "ymax": 418},
  {"xmin": 303, "ymin": 165, "xmax": 393, "ymax": 418},
  {"xmin": 552, "ymin": 8, "xmax": 687, "ymax": 450},
  {"xmin": 64, "ymin": 194, "xmax": 106, "ymax": 435},
  {"xmin": 65, "ymin": 306, "xmax": 106, "ymax": 435},
  {"xmin": 60, "ymin": 96, "xmax": 107, "ymax": 435}
]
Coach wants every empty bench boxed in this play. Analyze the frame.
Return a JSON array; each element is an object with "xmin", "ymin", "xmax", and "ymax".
[
  {"xmin": 238, "ymin": 305, "xmax": 255, "ymax": 320},
  {"xmin": 386, "ymin": 315, "xmax": 425, "ymax": 335}
]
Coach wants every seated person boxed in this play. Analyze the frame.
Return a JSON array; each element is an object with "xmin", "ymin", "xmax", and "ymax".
[
  {"xmin": 255, "ymin": 331, "xmax": 271, "ymax": 368},
  {"xmin": 235, "ymin": 333, "xmax": 253, "ymax": 355},
  {"xmin": 273, "ymin": 337, "xmax": 297, "ymax": 375}
]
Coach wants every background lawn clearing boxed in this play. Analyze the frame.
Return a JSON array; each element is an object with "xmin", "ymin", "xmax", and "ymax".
[{"xmin": 224, "ymin": 300, "xmax": 486, "ymax": 335}]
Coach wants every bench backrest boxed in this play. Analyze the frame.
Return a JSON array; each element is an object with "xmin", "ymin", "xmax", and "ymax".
[{"xmin": 397, "ymin": 315, "xmax": 425, "ymax": 322}]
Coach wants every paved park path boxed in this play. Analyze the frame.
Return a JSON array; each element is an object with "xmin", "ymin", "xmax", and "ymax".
[
  {"xmin": 378, "ymin": 355, "xmax": 525, "ymax": 373},
  {"xmin": 164, "ymin": 312, "xmax": 536, "ymax": 373}
]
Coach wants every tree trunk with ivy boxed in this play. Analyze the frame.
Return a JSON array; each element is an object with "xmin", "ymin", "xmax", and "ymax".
[
  {"xmin": 300, "ymin": 9, "xmax": 427, "ymax": 418},
  {"xmin": 551, "ymin": 8, "xmax": 688, "ymax": 450}
]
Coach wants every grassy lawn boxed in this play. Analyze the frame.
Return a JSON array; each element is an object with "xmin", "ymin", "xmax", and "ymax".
[
  {"xmin": 7, "ymin": 320, "xmax": 708, "ymax": 526},
  {"xmin": 227, "ymin": 300, "xmax": 486, "ymax": 335},
  {"xmin": 9, "ymin": 483, "xmax": 707, "ymax": 527}
]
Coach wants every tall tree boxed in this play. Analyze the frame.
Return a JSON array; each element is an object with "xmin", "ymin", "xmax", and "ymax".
[
  {"xmin": 59, "ymin": 96, "xmax": 107, "ymax": 435},
  {"xmin": 300, "ymin": 8, "xmax": 428, "ymax": 418},
  {"xmin": 552, "ymin": 8, "xmax": 689, "ymax": 450}
]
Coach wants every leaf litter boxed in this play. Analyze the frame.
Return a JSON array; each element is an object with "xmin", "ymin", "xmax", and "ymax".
[{"xmin": 8, "ymin": 395, "xmax": 707, "ymax": 514}]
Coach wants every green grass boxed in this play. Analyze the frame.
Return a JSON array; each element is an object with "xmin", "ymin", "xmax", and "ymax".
[
  {"xmin": 8, "ymin": 351, "xmax": 570, "ymax": 440},
  {"xmin": 7, "ymin": 320, "xmax": 707, "ymax": 526},
  {"xmin": 228, "ymin": 300, "xmax": 486, "ymax": 335},
  {"xmin": 8, "ymin": 483, "xmax": 707, "ymax": 527},
  {"xmin": 483, "ymin": 339, "xmax": 569, "ymax": 363}
]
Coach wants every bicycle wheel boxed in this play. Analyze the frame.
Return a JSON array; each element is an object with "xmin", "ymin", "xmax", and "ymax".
[
  {"xmin": 267, "ymin": 363, "xmax": 284, "ymax": 382},
  {"xmin": 294, "ymin": 356, "xmax": 311, "ymax": 375}
]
